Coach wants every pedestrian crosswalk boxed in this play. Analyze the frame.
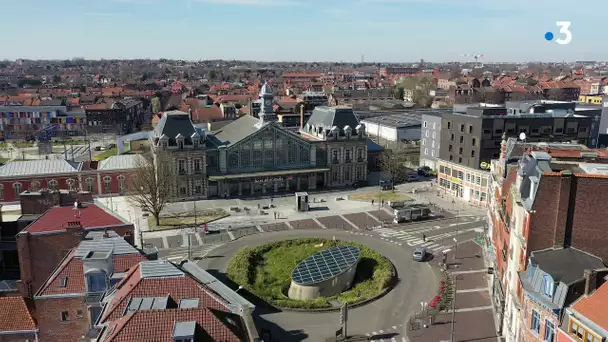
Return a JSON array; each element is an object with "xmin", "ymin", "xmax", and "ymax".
[
  {"xmin": 160, "ymin": 244, "xmax": 222, "ymax": 263},
  {"xmin": 373, "ymin": 226, "xmax": 480, "ymax": 253}
]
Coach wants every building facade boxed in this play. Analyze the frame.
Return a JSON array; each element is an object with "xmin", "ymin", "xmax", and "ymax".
[
  {"xmin": 420, "ymin": 112, "xmax": 442, "ymax": 170},
  {"xmin": 436, "ymin": 159, "xmax": 490, "ymax": 206},
  {"xmin": 0, "ymin": 105, "xmax": 87, "ymax": 139},
  {"xmin": 558, "ymin": 280, "xmax": 608, "ymax": 342},
  {"xmin": 149, "ymin": 83, "xmax": 369, "ymax": 200},
  {"xmin": 85, "ymin": 98, "xmax": 145, "ymax": 135}
]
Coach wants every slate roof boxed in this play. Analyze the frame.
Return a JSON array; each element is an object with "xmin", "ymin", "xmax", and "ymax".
[
  {"xmin": 211, "ymin": 115, "xmax": 260, "ymax": 147},
  {"xmin": 571, "ymin": 281, "xmax": 608, "ymax": 330},
  {"xmin": 153, "ymin": 111, "xmax": 201, "ymax": 146},
  {"xmin": 99, "ymin": 308, "xmax": 245, "ymax": 342},
  {"xmin": 306, "ymin": 106, "xmax": 361, "ymax": 134},
  {"xmin": 98, "ymin": 155, "xmax": 145, "ymax": 171},
  {"xmin": 0, "ymin": 297, "xmax": 37, "ymax": 333},
  {"xmin": 0, "ymin": 159, "xmax": 82, "ymax": 178},
  {"xmin": 529, "ymin": 248, "xmax": 605, "ymax": 285},
  {"xmin": 23, "ymin": 203, "xmax": 127, "ymax": 234}
]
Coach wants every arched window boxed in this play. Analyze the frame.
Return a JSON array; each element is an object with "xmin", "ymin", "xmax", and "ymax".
[
  {"xmin": 13, "ymin": 182, "xmax": 22, "ymax": 198},
  {"xmin": 66, "ymin": 179, "xmax": 75, "ymax": 191},
  {"xmin": 85, "ymin": 177, "xmax": 94, "ymax": 192},
  {"xmin": 48, "ymin": 179, "xmax": 58, "ymax": 190},
  {"xmin": 103, "ymin": 176, "xmax": 112, "ymax": 193},
  {"xmin": 117, "ymin": 175, "xmax": 126, "ymax": 194},
  {"xmin": 29, "ymin": 181, "xmax": 40, "ymax": 192}
]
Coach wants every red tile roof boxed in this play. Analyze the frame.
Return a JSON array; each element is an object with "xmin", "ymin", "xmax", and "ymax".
[
  {"xmin": 99, "ymin": 262, "xmax": 230, "ymax": 324},
  {"xmin": 100, "ymin": 308, "xmax": 244, "ymax": 342},
  {"xmin": 24, "ymin": 204, "xmax": 127, "ymax": 234},
  {"xmin": 571, "ymin": 281, "xmax": 608, "ymax": 330},
  {"xmin": 0, "ymin": 297, "xmax": 37, "ymax": 333},
  {"xmin": 37, "ymin": 251, "xmax": 145, "ymax": 296}
]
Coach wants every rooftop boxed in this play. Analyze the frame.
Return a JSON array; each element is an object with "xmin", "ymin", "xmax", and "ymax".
[
  {"xmin": 360, "ymin": 112, "xmax": 422, "ymax": 128},
  {"xmin": 571, "ymin": 281, "xmax": 608, "ymax": 330},
  {"xmin": 530, "ymin": 248, "xmax": 605, "ymax": 285},
  {"xmin": 23, "ymin": 203, "xmax": 127, "ymax": 234},
  {"xmin": 0, "ymin": 297, "xmax": 37, "ymax": 334},
  {"xmin": 0, "ymin": 159, "xmax": 82, "ymax": 178}
]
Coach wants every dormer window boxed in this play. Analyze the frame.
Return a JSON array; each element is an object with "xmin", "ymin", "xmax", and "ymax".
[
  {"xmin": 178, "ymin": 140, "xmax": 184, "ymax": 149},
  {"xmin": 542, "ymin": 275, "xmax": 554, "ymax": 298},
  {"xmin": 86, "ymin": 271, "xmax": 107, "ymax": 293}
]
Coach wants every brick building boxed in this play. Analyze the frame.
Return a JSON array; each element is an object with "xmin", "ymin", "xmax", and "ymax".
[
  {"xmin": 519, "ymin": 248, "xmax": 604, "ymax": 342},
  {"xmin": 488, "ymin": 137, "xmax": 608, "ymax": 341},
  {"xmin": 0, "ymin": 296, "xmax": 38, "ymax": 342},
  {"xmin": 0, "ymin": 155, "xmax": 141, "ymax": 203},
  {"xmin": 34, "ymin": 233, "xmax": 145, "ymax": 342},
  {"xmin": 17, "ymin": 202, "xmax": 134, "ymax": 299}
]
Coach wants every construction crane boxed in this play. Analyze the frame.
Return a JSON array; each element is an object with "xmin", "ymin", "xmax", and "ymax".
[{"xmin": 461, "ymin": 53, "xmax": 484, "ymax": 68}]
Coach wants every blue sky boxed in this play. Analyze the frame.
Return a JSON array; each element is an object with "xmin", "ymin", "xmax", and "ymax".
[{"xmin": 2, "ymin": 0, "xmax": 607, "ymax": 62}]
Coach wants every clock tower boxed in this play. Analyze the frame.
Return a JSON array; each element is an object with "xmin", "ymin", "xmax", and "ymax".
[{"xmin": 256, "ymin": 81, "xmax": 277, "ymax": 127}]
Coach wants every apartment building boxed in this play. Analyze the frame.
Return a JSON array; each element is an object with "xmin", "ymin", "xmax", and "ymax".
[{"xmin": 0, "ymin": 105, "xmax": 87, "ymax": 139}]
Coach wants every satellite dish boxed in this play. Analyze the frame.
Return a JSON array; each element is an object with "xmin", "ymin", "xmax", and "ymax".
[{"xmin": 519, "ymin": 132, "xmax": 527, "ymax": 141}]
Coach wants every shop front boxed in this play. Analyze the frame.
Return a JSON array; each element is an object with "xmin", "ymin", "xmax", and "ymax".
[{"xmin": 207, "ymin": 168, "xmax": 330, "ymax": 198}]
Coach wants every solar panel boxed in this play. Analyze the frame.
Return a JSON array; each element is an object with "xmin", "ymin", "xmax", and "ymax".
[{"xmin": 291, "ymin": 245, "xmax": 361, "ymax": 286}]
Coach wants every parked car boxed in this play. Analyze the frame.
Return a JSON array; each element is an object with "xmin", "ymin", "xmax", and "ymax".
[
  {"xmin": 413, "ymin": 247, "xmax": 427, "ymax": 262},
  {"xmin": 407, "ymin": 173, "xmax": 420, "ymax": 182},
  {"xmin": 379, "ymin": 180, "xmax": 394, "ymax": 191},
  {"xmin": 417, "ymin": 166, "xmax": 431, "ymax": 176}
]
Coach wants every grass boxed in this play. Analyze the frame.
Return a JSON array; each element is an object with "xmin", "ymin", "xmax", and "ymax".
[
  {"xmin": 147, "ymin": 208, "xmax": 229, "ymax": 231},
  {"xmin": 227, "ymin": 238, "xmax": 393, "ymax": 309},
  {"xmin": 349, "ymin": 191, "xmax": 412, "ymax": 203},
  {"xmin": 12, "ymin": 142, "xmax": 35, "ymax": 148},
  {"xmin": 93, "ymin": 147, "xmax": 118, "ymax": 161},
  {"xmin": 52, "ymin": 139, "xmax": 87, "ymax": 146},
  {"xmin": 0, "ymin": 157, "xmax": 8, "ymax": 165}
]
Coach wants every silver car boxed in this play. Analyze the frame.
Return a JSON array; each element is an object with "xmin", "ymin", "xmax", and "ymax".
[{"xmin": 413, "ymin": 247, "xmax": 427, "ymax": 262}]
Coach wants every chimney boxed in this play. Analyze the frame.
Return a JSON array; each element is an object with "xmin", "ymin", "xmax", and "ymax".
[
  {"xmin": 300, "ymin": 103, "xmax": 305, "ymax": 130},
  {"xmin": 584, "ymin": 269, "xmax": 597, "ymax": 296},
  {"xmin": 66, "ymin": 221, "xmax": 83, "ymax": 231}
]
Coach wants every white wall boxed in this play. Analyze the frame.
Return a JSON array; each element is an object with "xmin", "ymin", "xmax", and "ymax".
[{"xmin": 362, "ymin": 120, "xmax": 421, "ymax": 142}]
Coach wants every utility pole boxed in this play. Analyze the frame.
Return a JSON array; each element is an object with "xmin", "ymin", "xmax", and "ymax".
[{"xmin": 450, "ymin": 276, "xmax": 458, "ymax": 342}]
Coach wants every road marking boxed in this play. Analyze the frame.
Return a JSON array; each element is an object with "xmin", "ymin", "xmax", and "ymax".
[
  {"xmin": 340, "ymin": 214, "xmax": 360, "ymax": 230},
  {"xmin": 451, "ymin": 269, "xmax": 487, "ymax": 275},
  {"xmin": 313, "ymin": 217, "xmax": 327, "ymax": 229},
  {"xmin": 392, "ymin": 326, "xmax": 397, "ymax": 330},
  {"xmin": 366, "ymin": 211, "xmax": 382, "ymax": 222},
  {"xmin": 227, "ymin": 230, "xmax": 236, "ymax": 240},
  {"xmin": 454, "ymin": 305, "xmax": 493, "ymax": 312},
  {"xmin": 379, "ymin": 330, "xmax": 384, "ymax": 333},
  {"xmin": 457, "ymin": 288, "xmax": 488, "ymax": 293},
  {"xmin": 195, "ymin": 233, "xmax": 203, "ymax": 245},
  {"xmin": 372, "ymin": 332, "xmax": 378, "ymax": 335},
  {"xmin": 256, "ymin": 225, "xmax": 264, "ymax": 232},
  {"xmin": 161, "ymin": 236, "xmax": 169, "ymax": 248},
  {"xmin": 285, "ymin": 221, "xmax": 294, "ymax": 229}
]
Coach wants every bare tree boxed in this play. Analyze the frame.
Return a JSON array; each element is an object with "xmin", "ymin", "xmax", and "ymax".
[
  {"xmin": 128, "ymin": 152, "xmax": 173, "ymax": 226},
  {"xmin": 379, "ymin": 148, "xmax": 408, "ymax": 187}
]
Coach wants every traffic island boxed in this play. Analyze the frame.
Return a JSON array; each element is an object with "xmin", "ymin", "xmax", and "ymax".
[{"xmin": 226, "ymin": 237, "xmax": 394, "ymax": 310}]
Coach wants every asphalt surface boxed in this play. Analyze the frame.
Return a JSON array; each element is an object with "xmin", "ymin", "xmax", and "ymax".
[{"xmin": 195, "ymin": 229, "xmax": 439, "ymax": 342}]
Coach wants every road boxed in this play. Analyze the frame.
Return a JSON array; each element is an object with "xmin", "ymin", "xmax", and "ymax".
[{"xmin": 194, "ymin": 229, "xmax": 439, "ymax": 342}]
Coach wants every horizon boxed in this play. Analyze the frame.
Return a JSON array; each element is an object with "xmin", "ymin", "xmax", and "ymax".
[{"xmin": 4, "ymin": 0, "xmax": 608, "ymax": 62}]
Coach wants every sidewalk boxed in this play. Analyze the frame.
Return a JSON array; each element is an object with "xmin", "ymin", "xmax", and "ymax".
[
  {"xmin": 407, "ymin": 240, "xmax": 499, "ymax": 342},
  {"xmin": 399, "ymin": 182, "xmax": 487, "ymax": 217}
]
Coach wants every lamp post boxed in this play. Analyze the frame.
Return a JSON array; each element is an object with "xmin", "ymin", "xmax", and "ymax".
[{"xmin": 453, "ymin": 237, "xmax": 458, "ymax": 259}]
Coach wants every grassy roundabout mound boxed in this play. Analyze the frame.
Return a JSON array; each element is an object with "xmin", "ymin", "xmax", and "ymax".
[{"xmin": 226, "ymin": 237, "xmax": 393, "ymax": 309}]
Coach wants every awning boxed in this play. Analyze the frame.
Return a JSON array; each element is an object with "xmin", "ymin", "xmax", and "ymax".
[{"xmin": 208, "ymin": 168, "xmax": 330, "ymax": 181}]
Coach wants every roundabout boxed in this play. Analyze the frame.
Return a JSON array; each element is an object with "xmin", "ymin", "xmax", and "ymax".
[
  {"xmin": 196, "ymin": 229, "xmax": 438, "ymax": 342},
  {"xmin": 226, "ymin": 238, "xmax": 393, "ymax": 309}
]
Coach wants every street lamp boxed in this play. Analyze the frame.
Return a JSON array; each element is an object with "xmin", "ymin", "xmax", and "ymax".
[
  {"xmin": 453, "ymin": 238, "xmax": 458, "ymax": 259},
  {"xmin": 235, "ymin": 285, "xmax": 244, "ymax": 293}
]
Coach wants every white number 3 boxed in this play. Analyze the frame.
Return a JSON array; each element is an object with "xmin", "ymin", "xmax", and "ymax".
[{"xmin": 555, "ymin": 21, "xmax": 572, "ymax": 45}]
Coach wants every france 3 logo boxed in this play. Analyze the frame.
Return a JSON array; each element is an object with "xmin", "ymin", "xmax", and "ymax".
[{"xmin": 544, "ymin": 21, "xmax": 572, "ymax": 45}]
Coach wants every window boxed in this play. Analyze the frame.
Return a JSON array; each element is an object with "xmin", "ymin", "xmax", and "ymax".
[
  {"xmin": 332, "ymin": 150, "xmax": 339, "ymax": 164},
  {"xmin": 178, "ymin": 159, "xmax": 186, "ymax": 174},
  {"xmin": 425, "ymin": 130, "xmax": 429, "ymax": 137},
  {"xmin": 570, "ymin": 321, "xmax": 583, "ymax": 339},
  {"xmin": 118, "ymin": 176, "xmax": 126, "ymax": 194},
  {"xmin": 460, "ymin": 124, "xmax": 464, "ymax": 132},
  {"xmin": 459, "ymin": 147, "xmax": 463, "ymax": 154},
  {"xmin": 332, "ymin": 170, "xmax": 338, "ymax": 182},
  {"xmin": 178, "ymin": 140, "xmax": 184, "ymax": 149},
  {"xmin": 344, "ymin": 170, "xmax": 350, "ymax": 181},
  {"xmin": 459, "ymin": 136, "xmax": 464, "ymax": 143},
  {"xmin": 103, "ymin": 176, "xmax": 112, "ymax": 193},
  {"xmin": 423, "ymin": 138, "xmax": 426, "ymax": 145},
  {"xmin": 449, "ymin": 145, "xmax": 453, "ymax": 152},
  {"xmin": 531, "ymin": 309, "xmax": 540, "ymax": 333},
  {"xmin": 431, "ymin": 150, "xmax": 435, "ymax": 157},
  {"xmin": 66, "ymin": 179, "xmax": 75, "ymax": 191},
  {"xmin": 13, "ymin": 183, "xmax": 22, "ymax": 198},
  {"xmin": 433, "ymin": 122, "xmax": 436, "ymax": 129},
  {"xmin": 495, "ymin": 129, "xmax": 503, "ymax": 134},
  {"xmin": 60, "ymin": 311, "xmax": 70, "ymax": 322},
  {"xmin": 60, "ymin": 276, "xmax": 68, "ymax": 288},
  {"xmin": 85, "ymin": 178, "xmax": 94, "ymax": 192},
  {"xmin": 472, "ymin": 138, "xmax": 476, "ymax": 145},
  {"xmin": 194, "ymin": 159, "xmax": 201, "ymax": 173},
  {"xmin": 180, "ymin": 186, "xmax": 187, "ymax": 195},
  {"xmin": 48, "ymin": 179, "xmax": 58, "ymax": 190},
  {"xmin": 469, "ymin": 125, "xmax": 473, "ymax": 134},
  {"xmin": 76, "ymin": 310, "xmax": 84, "ymax": 318},
  {"xmin": 544, "ymin": 320, "xmax": 555, "ymax": 342},
  {"xmin": 424, "ymin": 148, "xmax": 428, "ymax": 155},
  {"xmin": 431, "ymin": 141, "xmax": 435, "ymax": 148},
  {"xmin": 471, "ymin": 150, "xmax": 475, "ymax": 157},
  {"xmin": 87, "ymin": 272, "xmax": 107, "ymax": 293},
  {"xmin": 195, "ymin": 185, "xmax": 202, "ymax": 194},
  {"xmin": 345, "ymin": 150, "xmax": 351, "ymax": 163},
  {"xmin": 424, "ymin": 121, "xmax": 427, "ymax": 128},
  {"xmin": 451, "ymin": 134, "xmax": 454, "ymax": 141},
  {"xmin": 447, "ymin": 122, "xmax": 451, "ymax": 129}
]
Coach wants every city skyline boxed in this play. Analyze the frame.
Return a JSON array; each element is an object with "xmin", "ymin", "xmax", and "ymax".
[{"xmin": 3, "ymin": 0, "xmax": 608, "ymax": 62}]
